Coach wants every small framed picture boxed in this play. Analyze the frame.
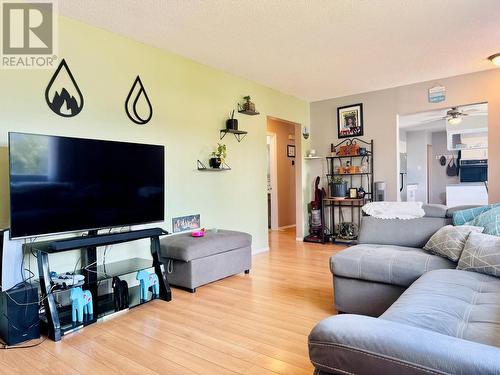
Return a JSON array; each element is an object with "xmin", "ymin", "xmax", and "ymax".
[
  {"xmin": 337, "ymin": 103, "xmax": 364, "ymax": 138},
  {"xmin": 172, "ymin": 214, "xmax": 201, "ymax": 233},
  {"xmin": 349, "ymin": 188, "xmax": 358, "ymax": 199},
  {"xmin": 287, "ymin": 144, "xmax": 295, "ymax": 158}
]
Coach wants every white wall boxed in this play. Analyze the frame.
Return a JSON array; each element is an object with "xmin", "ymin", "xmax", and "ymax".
[
  {"xmin": 399, "ymin": 130, "xmax": 407, "ymax": 153},
  {"xmin": 406, "ymin": 130, "xmax": 431, "ymax": 203}
]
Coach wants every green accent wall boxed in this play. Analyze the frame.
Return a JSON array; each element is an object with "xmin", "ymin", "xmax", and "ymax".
[{"xmin": 0, "ymin": 16, "xmax": 309, "ymax": 268}]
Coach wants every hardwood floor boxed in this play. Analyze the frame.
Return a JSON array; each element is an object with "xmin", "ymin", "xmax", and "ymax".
[{"xmin": 0, "ymin": 228, "xmax": 344, "ymax": 374}]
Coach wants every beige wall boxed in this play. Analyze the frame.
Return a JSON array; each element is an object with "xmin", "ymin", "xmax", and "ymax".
[
  {"xmin": 267, "ymin": 118, "xmax": 296, "ymax": 227},
  {"xmin": 310, "ymin": 68, "xmax": 500, "ymax": 204}
]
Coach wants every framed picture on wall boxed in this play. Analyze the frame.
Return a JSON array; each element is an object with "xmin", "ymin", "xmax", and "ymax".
[
  {"xmin": 337, "ymin": 103, "xmax": 364, "ymax": 138},
  {"xmin": 287, "ymin": 144, "xmax": 296, "ymax": 158}
]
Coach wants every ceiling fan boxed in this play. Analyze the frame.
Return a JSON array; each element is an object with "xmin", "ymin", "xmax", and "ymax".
[{"xmin": 442, "ymin": 106, "xmax": 470, "ymax": 125}]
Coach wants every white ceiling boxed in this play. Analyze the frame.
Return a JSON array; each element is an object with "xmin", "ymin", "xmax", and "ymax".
[
  {"xmin": 399, "ymin": 103, "xmax": 487, "ymax": 131},
  {"xmin": 59, "ymin": 0, "xmax": 500, "ymax": 101}
]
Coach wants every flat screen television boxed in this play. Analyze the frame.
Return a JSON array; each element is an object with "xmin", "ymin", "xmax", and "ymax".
[{"xmin": 9, "ymin": 132, "xmax": 165, "ymax": 239}]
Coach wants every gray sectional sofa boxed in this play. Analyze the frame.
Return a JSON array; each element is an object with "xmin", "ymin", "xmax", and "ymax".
[{"xmin": 308, "ymin": 204, "xmax": 500, "ymax": 374}]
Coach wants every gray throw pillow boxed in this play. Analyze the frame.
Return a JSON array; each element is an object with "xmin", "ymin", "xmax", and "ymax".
[
  {"xmin": 458, "ymin": 232, "xmax": 500, "ymax": 277},
  {"xmin": 423, "ymin": 225, "xmax": 484, "ymax": 262}
]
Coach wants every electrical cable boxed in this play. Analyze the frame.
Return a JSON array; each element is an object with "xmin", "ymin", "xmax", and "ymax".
[
  {"xmin": 4, "ymin": 284, "xmax": 56, "ymax": 306},
  {"xmin": 0, "ymin": 336, "xmax": 47, "ymax": 350},
  {"xmin": 166, "ymin": 259, "xmax": 174, "ymax": 274},
  {"xmin": 2, "ymin": 226, "xmax": 132, "ymax": 344}
]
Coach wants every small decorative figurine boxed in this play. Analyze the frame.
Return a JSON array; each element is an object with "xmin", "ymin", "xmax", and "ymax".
[
  {"xmin": 358, "ymin": 187, "xmax": 366, "ymax": 199},
  {"xmin": 136, "ymin": 270, "xmax": 160, "ymax": 301},
  {"xmin": 112, "ymin": 276, "xmax": 129, "ymax": 312},
  {"xmin": 70, "ymin": 287, "xmax": 93, "ymax": 323}
]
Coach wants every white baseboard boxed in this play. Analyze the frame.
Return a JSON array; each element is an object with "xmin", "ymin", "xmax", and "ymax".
[
  {"xmin": 278, "ymin": 224, "xmax": 296, "ymax": 230},
  {"xmin": 252, "ymin": 246, "xmax": 269, "ymax": 255}
]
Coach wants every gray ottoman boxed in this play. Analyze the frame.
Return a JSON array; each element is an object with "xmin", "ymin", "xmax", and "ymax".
[{"xmin": 159, "ymin": 230, "xmax": 252, "ymax": 292}]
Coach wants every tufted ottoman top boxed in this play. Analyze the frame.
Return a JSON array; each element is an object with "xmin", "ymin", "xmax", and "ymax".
[
  {"xmin": 160, "ymin": 229, "xmax": 252, "ymax": 262},
  {"xmin": 381, "ymin": 269, "xmax": 500, "ymax": 347}
]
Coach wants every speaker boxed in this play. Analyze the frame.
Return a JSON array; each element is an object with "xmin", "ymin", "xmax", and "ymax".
[
  {"xmin": 0, "ymin": 282, "xmax": 40, "ymax": 345},
  {"xmin": 0, "ymin": 229, "xmax": 24, "ymax": 291}
]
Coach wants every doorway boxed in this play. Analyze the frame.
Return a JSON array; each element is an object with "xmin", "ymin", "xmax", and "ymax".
[
  {"xmin": 267, "ymin": 134, "xmax": 278, "ymax": 230},
  {"xmin": 266, "ymin": 117, "xmax": 301, "ymax": 235},
  {"xmin": 398, "ymin": 103, "xmax": 488, "ymax": 206}
]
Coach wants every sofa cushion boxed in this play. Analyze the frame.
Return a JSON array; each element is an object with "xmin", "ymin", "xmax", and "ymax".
[
  {"xmin": 331, "ymin": 244, "xmax": 456, "ymax": 287},
  {"xmin": 422, "ymin": 203, "xmax": 448, "ymax": 218},
  {"xmin": 358, "ymin": 216, "xmax": 450, "ymax": 248},
  {"xmin": 423, "ymin": 224, "xmax": 483, "ymax": 262},
  {"xmin": 381, "ymin": 269, "xmax": 500, "ymax": 347},
  {"xmin": 308, "ymin": 314, "xmax": 500, "ymax": 375},
  {"xmin": 160, "ymin": 230, "xmax": 252, "ymax": 261},
  {"xmin": 458, "ymin": 232, "xmax": 500, "ymax": 277}
]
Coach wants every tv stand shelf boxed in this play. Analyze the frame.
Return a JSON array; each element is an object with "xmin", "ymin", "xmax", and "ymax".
[
  {"xmin": 27, "ymin": 227, "xmax": 171, "ymax": 341},
  {"xmin": 55, "ymin": 284, "xmax": 155, "ymax": 336}
]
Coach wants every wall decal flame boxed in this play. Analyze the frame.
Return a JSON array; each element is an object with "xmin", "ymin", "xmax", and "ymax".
[
  {"xmin": 125, "ymin": 76, "xmax": 153, "ymax": 125},
  {"xmin": 45, "ymin": 59, "xmax": 84, "ymax": 117}
]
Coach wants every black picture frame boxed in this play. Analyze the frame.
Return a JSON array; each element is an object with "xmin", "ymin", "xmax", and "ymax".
[
  {"xmin": 337, "ymin": 103, "xmax": 364, "ymax": 138},
  {"xmin": 287, "ymin": 144, "xmax": 295, "ymax": 158}
]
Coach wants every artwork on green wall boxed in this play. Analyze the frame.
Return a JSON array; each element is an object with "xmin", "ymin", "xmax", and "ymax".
[
  {"xmin": 125, "ymin": 76, "xmax": 153, "ymax": 125},
  {"xmin": 45, "ymin": 59, "xmax": 84, "ymax": 117}
]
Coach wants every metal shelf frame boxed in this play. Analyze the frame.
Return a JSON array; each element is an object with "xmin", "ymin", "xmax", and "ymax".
[{"xmin": 323, "ymin": 138, "xmax": 374, "ymax": 243}]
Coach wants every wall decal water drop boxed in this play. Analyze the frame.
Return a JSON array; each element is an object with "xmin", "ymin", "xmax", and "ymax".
[
  {"xmin": 125, "ymin": 76, "xmax": 153, "ymax": 125},
  {"xmin": 45, "ymin": 59, "xmax": 84, "ymax": 117}
]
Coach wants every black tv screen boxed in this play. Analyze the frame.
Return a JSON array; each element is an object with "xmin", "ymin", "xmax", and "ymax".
[{"xmin": 9, "ymin": 133, "xmax": 165, "ymax": 238}]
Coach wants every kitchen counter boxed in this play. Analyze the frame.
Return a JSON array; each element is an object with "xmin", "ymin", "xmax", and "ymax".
[
  {"xmin": 446, "ymin": 183, "xmax": 488, "ymax": 207},
  {"xmin": 446, "ymin": 182, "xmax": 487, "ymax": 186}
]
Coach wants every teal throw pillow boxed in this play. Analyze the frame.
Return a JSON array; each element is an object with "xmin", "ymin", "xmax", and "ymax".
[
  {"xmin": 453, "ymin": 204, "xmax": 500, "ymax": 226},
  {"xmin": 466, "ymin": 206, "xmax": 500, "ymax": 236}
]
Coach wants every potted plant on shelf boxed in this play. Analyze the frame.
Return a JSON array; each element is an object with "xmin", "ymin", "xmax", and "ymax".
[
  {"xmin": 329, "ymin": 176, "xmax": 348, "ymax": 198},
  {"xmin": 338, "ymin": 222, "xmax": 358, "ymax": 240},
  {"xmin": 209, "ymin": 143, "xmax": 227, "ymax": 168},
  {"xmin": 241, "ymin": 96, "xmax": 256, "ymax": 112}
]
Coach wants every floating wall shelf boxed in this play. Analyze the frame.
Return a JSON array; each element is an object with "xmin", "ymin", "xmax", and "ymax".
[
  {"xmin": 197, "ymin": 160, "xmax": 231, "ymax": 171},
  {"xmin": 237, "ymin": 109, "xmax": 260, "ymax": 116},
  {"xmin": 220, "ymin": 129, "xmax": 248, "ymax": 142}
]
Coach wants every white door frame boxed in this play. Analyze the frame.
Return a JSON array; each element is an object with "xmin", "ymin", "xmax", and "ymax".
[{"xmin": 267, "ymin": 132, "xmax": 279, "ymax": 230}]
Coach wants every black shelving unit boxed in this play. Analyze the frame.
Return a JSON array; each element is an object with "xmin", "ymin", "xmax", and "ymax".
[
  {"xmin": 323, "ymin": 138, "xmax": 374, "ymax": 244},
  {"xmin": 28, "ymin": 228, "xmax": 171, "ymax": 341},
  {"xmin": 220, "ymin": 128, "xmax": 248, "ymax": 142},
  {"xmin": 197, "ymin": 160, "xmax": 231, "ymax": 171}
]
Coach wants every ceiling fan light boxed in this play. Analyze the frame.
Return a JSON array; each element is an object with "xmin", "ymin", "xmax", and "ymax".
[
  {"xmin": 488, "ymin": 53, "xmax": 500, "ymax": 66},
  {"xmin": 448, "ymin": 116, "xmax": 462, "ymax": 125}
]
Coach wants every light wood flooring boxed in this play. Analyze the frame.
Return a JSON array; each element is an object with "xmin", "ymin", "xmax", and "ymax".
[{"xmin": 0, "ymin": 228, "xmax": 344, "ymax": 374}]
